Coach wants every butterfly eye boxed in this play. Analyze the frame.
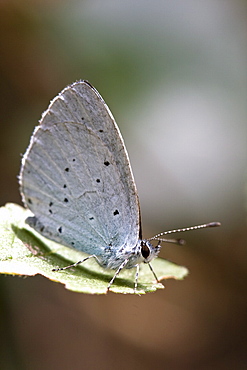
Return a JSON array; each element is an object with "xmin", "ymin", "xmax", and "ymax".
[{"xmin": 141, "ymin": 241, "xmax": 150, "ymax": 259}]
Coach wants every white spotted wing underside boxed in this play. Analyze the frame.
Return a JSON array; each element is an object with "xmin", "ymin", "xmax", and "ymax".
[{"xmin": 20, "ymin": 81, "xmax": 141, "ymax": 262}]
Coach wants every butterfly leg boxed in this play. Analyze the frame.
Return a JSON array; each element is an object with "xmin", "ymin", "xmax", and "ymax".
[
  {"xmin": 134, "ymin": 264, "xmax": 140, "ymax": 294},
  {"xmin": 148, "ymin": 262, "xmax": 159, "ymax": 283},
  {"xmin": 52, "ymin": 254, "xmax": 98, "ymax": 272},
  {"xmin": 107, "ymin": 258, "xmax": 129, "ymax": 292}
]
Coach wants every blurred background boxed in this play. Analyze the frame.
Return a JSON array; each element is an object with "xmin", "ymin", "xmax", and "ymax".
[{"xmin": 0, "ymin": 1, "xmax": 246, "ymax": 369}]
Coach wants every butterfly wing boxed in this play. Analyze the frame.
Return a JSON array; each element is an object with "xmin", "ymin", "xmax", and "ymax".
[{"xmin": 19, "ymin": 81, "xmax": 141, "ymax": 259}]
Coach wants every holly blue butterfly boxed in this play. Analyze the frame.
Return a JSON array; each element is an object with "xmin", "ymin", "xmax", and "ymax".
[{"xmin": 19, "ymin": 81, "xmax": 220, "ymax": 292}]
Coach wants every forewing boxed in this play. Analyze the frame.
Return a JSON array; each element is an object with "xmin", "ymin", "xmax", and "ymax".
[{"xmin": 19, "ymin": 81, "xmax": 140, "ymax": 257}]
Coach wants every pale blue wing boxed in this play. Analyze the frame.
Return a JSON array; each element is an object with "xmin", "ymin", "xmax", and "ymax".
[{"xmin": 19, "ymin": 81, "xmax": 140, "ymax": 259}]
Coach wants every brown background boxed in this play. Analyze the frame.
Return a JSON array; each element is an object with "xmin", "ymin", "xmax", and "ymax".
[{"xmin": 0, "ymin": 1, "xmax": 246, "ymax": 369}]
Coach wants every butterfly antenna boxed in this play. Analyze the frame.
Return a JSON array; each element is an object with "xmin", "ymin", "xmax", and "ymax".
[{"xmin": 148, "ymin": 221, "xmax": 221, "ymax": 244}]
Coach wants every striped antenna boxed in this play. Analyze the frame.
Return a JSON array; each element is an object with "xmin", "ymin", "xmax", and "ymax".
[{"xmin": 148, "ymin": 222, "xmax": 221, "ymax": 244}]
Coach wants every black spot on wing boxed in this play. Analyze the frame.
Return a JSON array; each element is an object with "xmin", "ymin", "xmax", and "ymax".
[{"xmin": 48, "ymin": 202, "xmax": 53, "ymax": 214}]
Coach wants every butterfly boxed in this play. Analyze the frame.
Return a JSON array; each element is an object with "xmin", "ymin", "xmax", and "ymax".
[{"xmin": 19, "ymin": 81, "xmax": 220, "ymax": 292}]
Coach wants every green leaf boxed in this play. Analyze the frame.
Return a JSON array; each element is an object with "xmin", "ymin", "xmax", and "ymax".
[{"xmin": 0, "ymin": 203, "xmax": 188, "ymax": 294}]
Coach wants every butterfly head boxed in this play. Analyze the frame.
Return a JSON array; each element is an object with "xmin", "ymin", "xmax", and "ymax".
[{"xmin": 140, "ymin": 240, "xmax": 161, "ymax": 264}]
